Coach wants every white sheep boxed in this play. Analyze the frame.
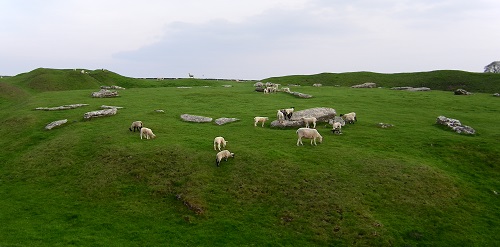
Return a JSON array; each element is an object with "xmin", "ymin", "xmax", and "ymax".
[
  {"xmin": 216, "ymin": 150, "xmax": 235, "ymax": 167},
  {"xmin": 282, "ymin": 87, "xmax": 291, "ymax": 93},
  {"xmin": 263, "ymin": 88, "xmax": 269, "ymax": 94},
  {"xmin": 254, "ymin": 117, "xmax": 269, "ymax": 127},
  {"xmin": 301, "ymin": 117, "xmax": 317, "ymax": 128},
  {"xmin": 213, "ymin": 136, "xmax": 228, "ymax": 151},
  {"xmin": 296, "ymin": 127, "xmax": 323, "ymax": 146},
  {"xmin": 140, "ymin": 127, "xmax": 156, "ymax": 140},
  {"xmin": 276, "ymin": 110, "xmax": 285, "ymax": 123},
  {"xmin": 331, "ymin": 122, "xmax": 342, "ymax": 135},
  {"xmin": 129, "ymin": 121, "xmax": 143, "ymax": 132},
  {"xmin": 341, "ymin": 112, "xmax": 357, "ymax": 124}
]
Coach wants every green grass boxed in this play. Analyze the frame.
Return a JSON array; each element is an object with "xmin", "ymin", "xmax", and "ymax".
[{"xmin": 0, "ymin": 69, "xmax": 499, "ymax": 246}]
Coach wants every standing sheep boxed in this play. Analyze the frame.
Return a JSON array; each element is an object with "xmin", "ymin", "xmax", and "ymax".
[
  {"xmin": 213, "ymin": 136, "xmax": 228, "ymax": 151},
  {"xmin": 216, "ymin": 150, "xmax": 235, "ymax": 167},
  {"xmin": 301, "ymin": 117, "xmax": 317, "ymax": 128},
  {"xmin": 254, "ymin": 117, "xmax": 269, "ymax": 127},
  {"xmin": 129, "ymin": 121, "xmax": 143, "ymax": 132},
  {"xmin": 277, "ymin": 110, "xmax": 285, "ymax": 123},
  {"xmin": 140, "ymin": 127, "xmax": 156, "ymax": 140},
  {"xmin": 296, "ymin": 127, "xmax": 323, "ymax": 146}
]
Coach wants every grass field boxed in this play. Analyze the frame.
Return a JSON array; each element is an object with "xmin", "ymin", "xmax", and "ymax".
[{"xmin": 0, "ymin": 68, "xmax": 499, "ymax": 246}]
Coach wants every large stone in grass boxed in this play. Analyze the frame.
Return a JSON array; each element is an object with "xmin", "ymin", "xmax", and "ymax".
[
  {"xmin": 352, "ymin": 82, "xmax": 376, "ymax": 88},
  {"xmin": 91, "ymin": 89, "xmax": 119, "ymax": 98},
  {"xmin": 35, "ymin": 104, "xmax": 89, "ymax": 111},
  {"xmin": 215, "ymin": 117, "xmax": 239, "ymax": 125},
  {"xmin": 391, "ymin": 87, "xmax": 431, "ymax": 91},
  {"xmin": 271, "ymin": 107, "xmax": 336, "ymax": 128},
  {"xmin": 84, "ymin": 108, "xmax": 117, "ymax": 120},
  {"xmin": 436, "ymin": 116, "xmax": 475, "ymax": 134},
  {"xmin": 45, "ymin": 119, "xmax": 68, "ymax": 130},
  {"xmin": 181, "ymin": 114, "xmax": 212, "ymax": 123}
]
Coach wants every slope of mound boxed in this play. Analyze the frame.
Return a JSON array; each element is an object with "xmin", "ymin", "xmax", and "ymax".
[
  {"xmin": 0, "ymin": 82, "xmax": 30, "ymax": 105},
  {"xmin": 6, "ymin": 68, "xmax": 102, "ymax": 92},
  {"xmin": 264, "ymin": 70, "xmax": 500, "ymax": 93}
]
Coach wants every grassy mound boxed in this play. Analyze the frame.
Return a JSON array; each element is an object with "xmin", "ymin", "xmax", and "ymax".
[{"xmin": 0, "ymin": 75, "xmax": 498, "ymax": 246}]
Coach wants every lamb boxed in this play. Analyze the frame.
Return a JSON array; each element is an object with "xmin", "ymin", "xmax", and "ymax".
[
  {"xmin": 296, "ymin": 127, "xmax": 323, "ymax": 146},
  {"xmin": 331, "ymin": 122, "xmax": 342, "ymax": 135},
  {"xmin": 129, "ymin": 121, "xmax": 143, "ymax": 132},
  {"xmin": 254, "ymin": 117, "xmax": 269, "ymax": 127},
  {"xmin": 301, "ymin": 117, "xmax": 317, "ymax": 128},
  {"xmin": 216, "ymin": 150, "xmax": 235, "ymax": 167},
  {"xmin": 213, "ymin": 136, "xmax": 228, "ymax": 151},
  {"xmin": 341, "ymin": 112, "xmax": 357, "ymax": 124},
  {"xmin": 140, "ymin": 127, "xmax": 156, "ymax": 139},
  {"xmin": 282, "ymin": 87, "xmax": 291, "ymax": 93},
  {"xmin": 277, "ymin": 110, "xmax": 285, "ymax": 123}
]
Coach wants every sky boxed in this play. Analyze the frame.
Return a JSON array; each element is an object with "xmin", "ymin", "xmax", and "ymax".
[{"xmin": 1, "ymin": 0, "xmax": 499, "ymax": 80}]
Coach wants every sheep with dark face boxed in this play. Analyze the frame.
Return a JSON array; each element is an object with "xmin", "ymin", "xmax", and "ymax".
[
  {"xmin": 216, "ymin": 150, "xmax": 235, "ymax": 167},
  {"xmin": 331, "ymin": 122, "xmax": 342, "ymax": 135},
  {"xmin": 280, "ymin": 107, "xmax": 294, "ymax": 120},
  {"xmin": 129, "ymin": 121, "xmax": 143, "ymax": 132}
]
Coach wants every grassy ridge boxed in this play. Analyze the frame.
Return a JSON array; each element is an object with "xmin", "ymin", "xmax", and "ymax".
[
  {"xmin": 0, "ymin": 69, "xmax": 499, "ymax": 246},
  {"xmin": 265, "ymin": 70, "xmax": 500, "ymax": 93}
]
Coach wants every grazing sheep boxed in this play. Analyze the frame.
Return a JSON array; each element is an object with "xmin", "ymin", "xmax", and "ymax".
[
  {"xmin": 213, "ymin": 136, "xmax": 228, "ymax": 151},
  {"xmin": 276, "ymin": 110, "xmax": 285, "ymax": 123},
  {"xmin": 129, "ymin": 121, "xmax": 143, "ymax": 132},
  {"xmin": 341, "ymin": 112, "xmax": 357, "ymax": 124},
  {"xmin": 301, "ymin": 117, "xmax": 317, "ymax": 128},
  {"xmin": 254, "ymin": 117, "xmax": 269, "ymax": 127},
  {"xmin": 140, "ymin": 127, "xmax": 156, "ymax": 140},
  {"xmin": 331, "ymin": 122, "xmax": 342, "ymax": 135},
  {"xmin": 216, "ymin": 150, "xmax": 235, "ymax": 167},
  {"xmin": 296, "ymin": 127, "xmax": 323, "ymax": 146}
]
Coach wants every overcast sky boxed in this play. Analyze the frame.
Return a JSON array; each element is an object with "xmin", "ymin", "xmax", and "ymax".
[{"xmin": 1, "ymin": 0, "xmax": 499, "ymax": 79}]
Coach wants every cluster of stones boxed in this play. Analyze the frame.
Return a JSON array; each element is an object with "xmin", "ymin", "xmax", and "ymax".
[
  {"xmin": 36, "ymin": 104, "xmax": 89, "ymax": 111},
  {"xmin": 436, "ymin": 116, "xmax": 475, "ymax": 135},
  {"xmin": 91, "ymin": 89, "xmax": 119, "ymax": 98},
  {"xmin": 100, "ymin": 85, "xmax": 125, "ymax": 90},
  {"xmin": 454, "ymin": 89, "xmax": 472, "ymax": 95},
  {"xmin": 254, "ymin": 82, "xmax": 312, "ymax": 98},
  {"xmin": 351, "ymin": 82, "xmax": 377, "ymax": 88},
  {"xmin": 391, "ymin": 87, "xmax": 431, "ymax": 91},
  {"xmin": 377, "ymin": 123, "xmax": 394, "ymax": 128},
  {"xmin": 180, "ymin": 114, "xmax": 240, "ymax": 125},
  {"xmin": 270, "ymin": 107, "xmax": 337, "ymax": 128}
]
